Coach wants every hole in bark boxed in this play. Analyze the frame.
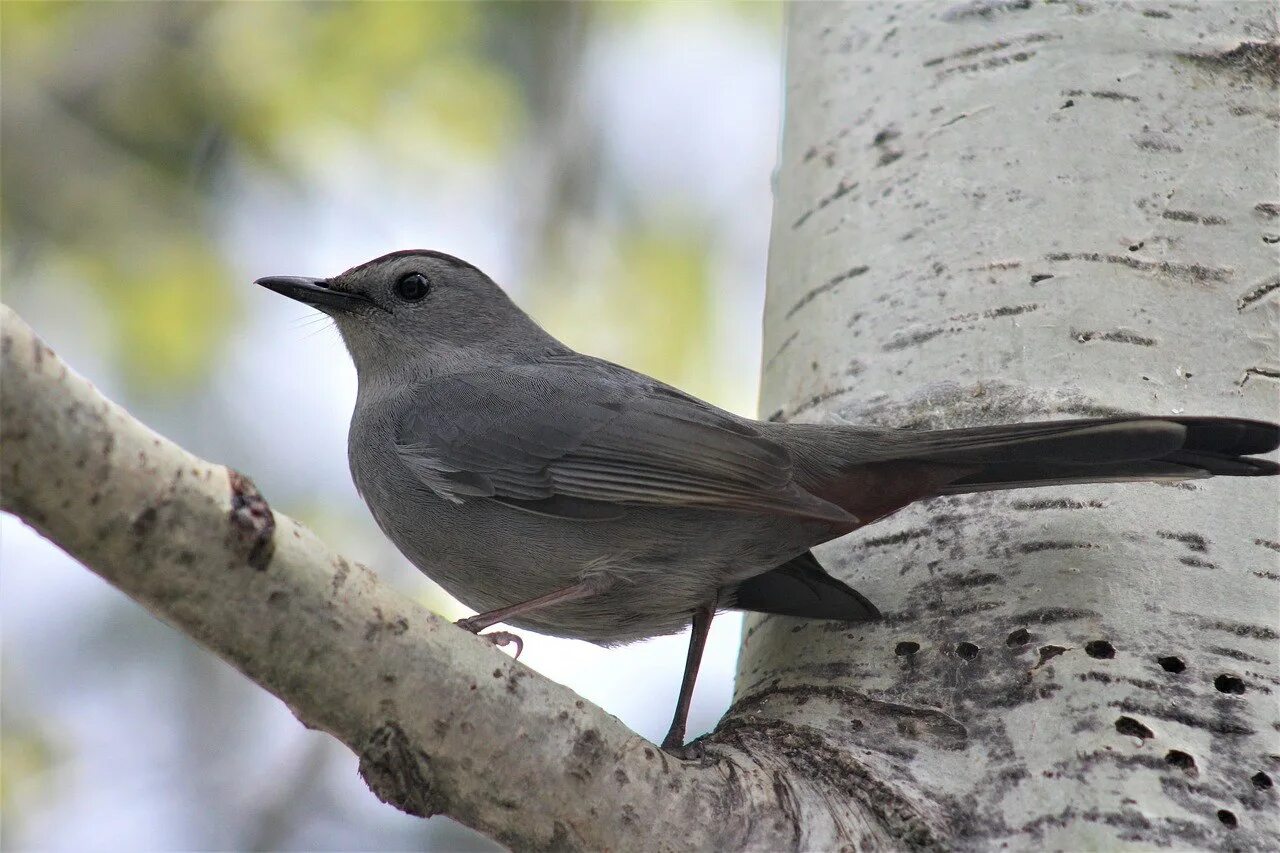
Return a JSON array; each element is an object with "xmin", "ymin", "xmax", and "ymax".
[
  {"xmin": 1215, "ymin": 673, "xmax": 1246, "ymax": 694},
  {"xmin": 1085, "ymin": 640, "xmax": 1115, "ymax": 659},
  {"xmin": 895, "ymin": 641, "xmax": 920, "ymax": 656},
  {"xmin": 1252, "ymin": 771, "xmax": 1272, "ymax": 789},
  {"xmin": 1157, "ymin": 655, "xmax": 1185, "ymax": 673},
  {"xmin": 1165, "ymin": 750, "xmax": 1197, "ymax": 775},
  {"xmin": 956, "ymin": 641, "xmax": 980, "ymax": 660},
  {"xmin": 1128, "ymin": 241, "xmax": 1144, "ymax": 251},
  {"xmin": 1115, "ymin": 716, "xmax": 1154, "ymax": 740},
  {"xmin": 1061, "ymin": 98, "xmax": 1075, "ymax": 108},
  {"xmin": 1006, "ymin": 628, "xmax": 1031, "ymax": 646},
  {"xmin": 1217, "ymin": 809, "xmax": 1237, "ymax": 828}
]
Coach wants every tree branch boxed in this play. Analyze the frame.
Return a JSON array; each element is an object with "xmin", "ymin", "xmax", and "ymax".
[{"xmin": 1, "ymin": 304, "xmax": 791, "ymax": 850}]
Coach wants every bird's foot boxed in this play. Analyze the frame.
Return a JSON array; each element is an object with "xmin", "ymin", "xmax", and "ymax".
[
  {"xmin": 455, "ymin": 617, "xmax": 524, "ymax": 659},
  {"xmin": 661, "ymin": 737, "xmax": 707, "ymax": 761}
]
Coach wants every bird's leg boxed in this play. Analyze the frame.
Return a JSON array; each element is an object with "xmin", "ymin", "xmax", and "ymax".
[
  {"xmin": 455, "ymin": 580, "xmax": 599, "ymax": 658},
  {"xmin": 661, "ymin": 596, "xmax": 717, "ymax": 752}
]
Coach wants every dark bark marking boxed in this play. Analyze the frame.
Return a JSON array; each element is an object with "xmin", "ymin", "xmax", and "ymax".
[
  {"xmin": 1013, "ymin": 606, "xmax": 1100, "ymax": 625},
  {"xmin": 364, "ymin": 606, "xmax": 410, "ymax": 643},
  {"xmin": 935, "ymin": 50, "xmax": 1037, "ymax": 79},
  {"xmin": 1236, "ymin": 275, "xmax": 1280, "ymax": 311},
  {"xmin": 1238, "ymin": 366, "xmax": 1280, "ymax": 385},
  {"xmin": 1177, "ymin": 41, "xmax": 1280, "ymax": 85},
  {"xmin": 1157, "ymin": 531, "xmax": 1209, "ymax": 552},
  {"xmin": 791, "ymin": 180, "xmax": 860, "ymax": 230},
  {"xmin": 883, "ymin": 328, "xmax": 946, "ymax": 352},
  {"xmin": 925, "ymin": 32, "xmax": 1057, "ymax": 67},
  {"xmin": 1161, "ymin": 209, "xmax": 1228, "ymax": 225},
  {"xmin": 1112, "ymin": 699, "xmax": 1254, "ymax": 737},
  {"xmin": 1255, "ymin": 202, "xmax": 1280, "ymax": 218},
  {"xmin": 1016, "ymin": 540, "xmax": 1099, "ymax": 554},
  {"xmin": 763, "ymin": 331, "xmax": 800, "ymax": 373},
  {"xmin": 1134, "ymin": 133, "xmax": 1183, "ymax": 153},
  {"xmin": 785, "ymin": 265, "xmax": 870, "ymax": 319},
  {"xmin": 1063, "ymin": 88, "xmax": 1141, "ymax": 102},
  {"xmin": 858, "ymin": 527, "xmax": 931, "ymax": 548},
  {"xmin": 942, "ymin": 571, "xmax": 1002, "ymax": 590},
  {"xmin": 788, "ymin": 385, "xmax": 861, "ymax": 418},
  {"xmin": 332, "ymin": 556, "xmax": 351, "ymax": 596},
  {"xmin": 1036, "ymin": 645, "xmax": 1068, "ymax": 667},
  {"xmin": 1192, "ymin": 618, "xmax": 1280, "ymax": 642},
  {"xmin": 357, "ymin": 721, "xmax": 444, "ymax": 818},
  {"xmin": 1045, "ymin": 251, "xmax": 1231, "ymax": 283},
  {"xmin": 1011, "ymin": 498, "xmax": 1106, "ymax": 511},
  {"xmin": 1029, "ymin": 273, "xmax": 1055, "ymax": 284},
  {"xmin": 942, "ymin": 0, "xmax": 1031, "ymax": 21},
  {"xmin": 131, "ymin": 505, "xmax": 159, "ymax": 538},
  {"xmin": 228, "ymin": 468, "xmax": 275, "ymax": 571},
  {"xmin": 1073, "ymin": 329, "xmax": 1157, "ymax": 347},
  {"xmin": 1208, "ymin": 648, "xmax": 1269, "ymax": 666}
]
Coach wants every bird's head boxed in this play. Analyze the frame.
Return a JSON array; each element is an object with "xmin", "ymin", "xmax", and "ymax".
[{"xmin": 257, "ymin": 250, "xmax": 560, "ymax": 390}]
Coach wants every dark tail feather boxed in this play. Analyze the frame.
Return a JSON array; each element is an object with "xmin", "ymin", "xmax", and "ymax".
[
  {"xmin": 730, "ymin": 551, "xmax": 880, "ymax": 621},
  {"xmin": 898, "ymin": 416, "xmax": 1280, "ymax": 493}
]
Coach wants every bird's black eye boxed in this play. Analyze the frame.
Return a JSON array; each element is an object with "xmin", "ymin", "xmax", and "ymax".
[{"xmin": 395, "ymin": 272, "xmax": 430, "ymax": 301}]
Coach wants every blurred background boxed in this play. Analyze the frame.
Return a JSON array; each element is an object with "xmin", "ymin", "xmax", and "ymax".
[{"xmin": 1, "ymin": 2, "xmax": 783, "ymax": 849}]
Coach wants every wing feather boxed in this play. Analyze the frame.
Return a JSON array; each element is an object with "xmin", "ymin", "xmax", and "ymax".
[{"xmin": 394, "ymin": 357, "xmax": 852, "ymax": 523}]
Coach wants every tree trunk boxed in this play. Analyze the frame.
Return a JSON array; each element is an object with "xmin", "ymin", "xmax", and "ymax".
[
  {"xmin": 3, "ymin": 2, "xmax": 1277, "ymax": 850},
  {"xmin": 736, "ymin": 0, "xmax": 1280, "ymax": 848}
]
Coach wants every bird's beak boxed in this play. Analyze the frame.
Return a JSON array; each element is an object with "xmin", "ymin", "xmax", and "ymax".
[{"xmin": 255, "ymin": 276, "xmax": 369, "ymax": 311}]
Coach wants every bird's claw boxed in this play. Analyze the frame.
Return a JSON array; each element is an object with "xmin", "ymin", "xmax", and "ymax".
[
  {"xmin": 480, "ymin": 630, "xmax": 524, "ymax": 659},
  {"xmin": 455, "ymin": 618, "xmax": 523, "ymax": 659}
]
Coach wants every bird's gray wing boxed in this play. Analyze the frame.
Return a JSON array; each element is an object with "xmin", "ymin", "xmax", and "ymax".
[{"xmin": 394, "ymin": 358, "xmax": 854, "ymax": 523}]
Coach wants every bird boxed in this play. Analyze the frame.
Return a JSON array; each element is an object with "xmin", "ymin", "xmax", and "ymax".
[{"xmin": 257, "ymin": 249, "xmax": 1280, "ymax": 751}]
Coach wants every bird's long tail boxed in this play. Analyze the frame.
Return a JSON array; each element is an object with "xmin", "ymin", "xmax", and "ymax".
[{"xmin": 887, "ymin": 416, "xmax": 1279, "ymax": 493}]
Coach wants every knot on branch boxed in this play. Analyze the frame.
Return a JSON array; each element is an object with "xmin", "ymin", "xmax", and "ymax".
[
  {"xmin": 227, "ymin": 468, "xmax": 275, "ymax": 570},
  {"xmin": 358, "ymin": 721, "xmax": 445, "ymax": 819}
]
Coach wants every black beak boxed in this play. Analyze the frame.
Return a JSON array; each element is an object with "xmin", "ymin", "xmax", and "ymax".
[{"xmin": 255, "ymin": 276, "xmax": 369, "ymax": 311}]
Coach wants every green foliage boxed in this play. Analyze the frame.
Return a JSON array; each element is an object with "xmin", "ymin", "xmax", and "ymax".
[
  {"xmin": 533, "ymin": 223, "xmax": 716, "ymax": 400},
  {"xmin": 1, "ymin": 1, "xmax": 523, "ymax": 392}
]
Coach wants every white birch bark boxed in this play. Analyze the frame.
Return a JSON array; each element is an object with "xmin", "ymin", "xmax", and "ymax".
[{"xmin": 744, "ymin": 0, "xmax": 1280, "ymax": 848}]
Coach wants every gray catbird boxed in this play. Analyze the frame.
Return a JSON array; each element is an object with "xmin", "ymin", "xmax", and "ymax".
[{"xmin": 258, "ymin": 249, "xmax": 1280, "ymax": 750}]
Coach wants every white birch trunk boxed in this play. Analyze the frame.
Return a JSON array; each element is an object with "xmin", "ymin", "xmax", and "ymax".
[{"xmin": 740, "ymin": 0, "xmax": 1280, "ymax": 847}]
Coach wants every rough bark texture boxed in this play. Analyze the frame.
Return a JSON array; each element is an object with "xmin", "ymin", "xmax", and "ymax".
[{"xmin": 738, "ymin": 0, "xmax": 1280, "ymax": 849}]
